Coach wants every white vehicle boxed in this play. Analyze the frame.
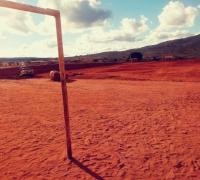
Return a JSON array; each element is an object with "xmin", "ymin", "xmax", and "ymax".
[{"xmin": 19, "ymin": 66, "xmax": 34, "ymax": 77}]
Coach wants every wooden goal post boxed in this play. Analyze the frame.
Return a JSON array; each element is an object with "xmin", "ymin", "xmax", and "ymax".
[{"xmin": 0, "ymin": 0, "xmax": 72, "ymax": 159}]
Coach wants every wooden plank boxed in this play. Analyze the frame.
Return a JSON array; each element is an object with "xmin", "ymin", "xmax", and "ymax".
[
  {"xmin": 55, "ymin": 14, "xmax": 73, "ymax": 159},
  {"xmin": 0, "ymin": 0, "xmax": 59, "ymax": 16}
]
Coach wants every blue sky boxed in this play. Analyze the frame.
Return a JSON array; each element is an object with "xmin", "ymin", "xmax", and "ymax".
[{"xmin": 0, "ymin": 0, "xmax": 200, "ymax": 57}]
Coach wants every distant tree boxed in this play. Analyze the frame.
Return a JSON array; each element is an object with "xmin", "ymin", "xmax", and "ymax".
[{"xmin": 128, "ymin": 52, "xmax": 143, "ymax": 62}]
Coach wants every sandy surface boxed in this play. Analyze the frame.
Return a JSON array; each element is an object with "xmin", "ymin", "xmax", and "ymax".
[{"xmin": 0, "ymin": 75, "xmax": 200, "ymax": 179}]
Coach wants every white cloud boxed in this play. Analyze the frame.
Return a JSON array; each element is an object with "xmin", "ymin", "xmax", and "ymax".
[
  {"xmin": 0, "ymin": 0, "xmax": 111, "ymax": 37},
  {"xmin": 80, "ymin": 16, "xmax": 149, "ymax": 43},
  {"xmin": 0, "ymin": 8, "xmax": 35, "ymax": 36},
  {"xmin": 37, "ymin": 0, "xmax": 111, "ymax": 31},
  {"xmin": 158, "ymin": 1, "xmax": 198, "ymax": 30},
  {"xmin": 1, "ymin": 37, "xmax": 58, "ymax": 57},
  {"xmin": 146, "ymin": 1, "xmax": 198, "ymax": 44},
  {"xmin": 0, "ymin": 0, "xmax": 37, "ymax": 36},
  {"xmin": 120, "ymin": 16, "xmax": 149, "ymax": 36}
]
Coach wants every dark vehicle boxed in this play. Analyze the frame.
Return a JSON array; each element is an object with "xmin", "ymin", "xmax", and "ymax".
[{"xmin": 19, "ymin": 66, "xmax": 34, "ymax": 78}]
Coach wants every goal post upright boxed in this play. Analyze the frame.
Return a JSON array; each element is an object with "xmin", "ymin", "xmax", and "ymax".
[
  {"xmin": 0, "ymin": 0, "xmax": 72, "ymax": 159},
  {"xmin": 55, "ymin": 13, "xmax": 72, "ymax": 159}
]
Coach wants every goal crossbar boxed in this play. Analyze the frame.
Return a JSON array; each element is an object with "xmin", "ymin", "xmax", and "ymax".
[{"xmin": 0, "ymin": 0, "xmax": 59, "ymax": 16}]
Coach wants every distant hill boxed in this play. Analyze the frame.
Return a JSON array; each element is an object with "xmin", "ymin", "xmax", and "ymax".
[
  {"xmin": 1, "ymin": 34, "xmax": 200, "ymax": 64},
  {"xmin": 134, "ymin": 34, "xmax": 200, "ymax": 59},
  {"xmin": 76, "ymin": 34, "xmax": 200, "ymax": 61}
]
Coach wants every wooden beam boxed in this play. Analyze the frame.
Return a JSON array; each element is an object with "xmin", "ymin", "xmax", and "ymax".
[
  {"xmin": 0, "ymin": 0, "xmax": 59, "ymax": 16},
  {"xmin": 55, "ymin": 14, "xmax": 73, "ymax": 159}
]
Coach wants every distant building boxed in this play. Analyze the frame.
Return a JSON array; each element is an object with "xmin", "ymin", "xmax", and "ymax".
[{"xmin": 162, "ymin": 54, "xmax": 175, "ymax": 61}]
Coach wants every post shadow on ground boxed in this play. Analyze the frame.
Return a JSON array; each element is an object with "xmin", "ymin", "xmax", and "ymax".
[
  {"xmin": 49, "ymin": 78, "xmax": 76, "ymax": 83},
  {"xmin": 70, "ymin": 157, "xmax": 104, "ymax": 180}
]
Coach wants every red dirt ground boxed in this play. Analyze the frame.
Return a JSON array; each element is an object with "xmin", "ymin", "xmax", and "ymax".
[
  {"xmin": 0, "ymin": 60, "xmax": 200, "ymax": 179},
  {"xmin": 40, "ymin": 59, "xmax": 200, "ymax": 82}
]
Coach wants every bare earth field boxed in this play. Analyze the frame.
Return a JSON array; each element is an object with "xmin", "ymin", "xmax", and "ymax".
[
  {"xmin": 0, "ymin": 60, "xmax": 200, "ymax": 179},
  {"xmin": 57, "ymin": 60, "xmax": 200, "ymax": 82}
]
